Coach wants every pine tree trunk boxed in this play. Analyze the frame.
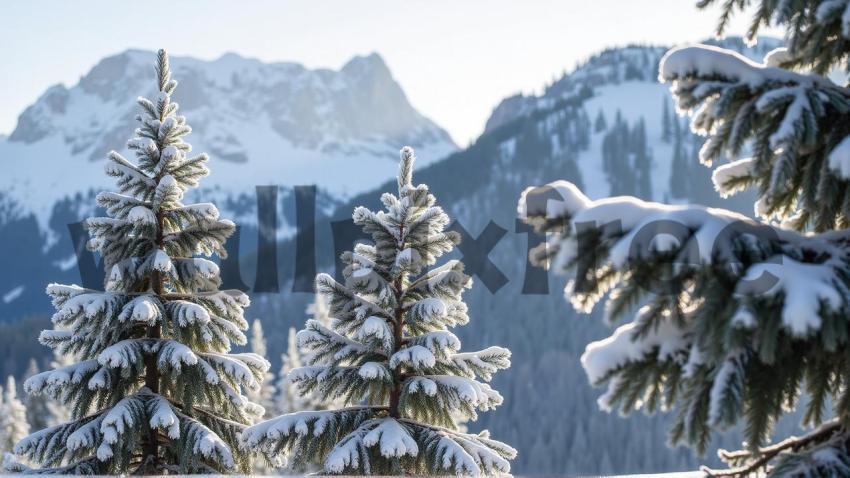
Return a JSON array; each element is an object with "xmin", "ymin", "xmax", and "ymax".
[
  {"xmin": 389, "ymin": 277, "xmax": 403, "ymax": 418},
  {"xmin": 141, "ymin": 210, "xmax": 165, "ymax": 471},
  {"xmin": 389, "ymin": 226, "xmax": 406, "ymax": 418}
]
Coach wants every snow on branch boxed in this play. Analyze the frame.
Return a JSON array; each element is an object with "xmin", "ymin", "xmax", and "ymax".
[
  {"xmin": 659, "ymin": 44, "xmax": 834, "ymax": 89},
  {"xmin": 240, "ymin": 407, "xmax": 382, "ymax": 454},
  {"xmin": 407, "ymin": 330, "xmax": 462, "ymax": 359},
  {"xmin": 97, "ymin": 395, "xmax": 145, "ymax": 460},
  {"xmin": 402, "ymin": 419, "xmax": 516, "ymax": 477},
  {"xmin": 658, "ymin": 42, "xmax": 850, "ymax": 228},
  {"xmin": 446, "ymin": 347, "xmax": 511, "ymax": 382},
  {"xmin": 711, "ymin": 157, "xmax": 757, "ymax": 197},
  {"xmin": 297, "ymin": 318, "xmax": 373, "ymax": 365},
  {"xmin": 389, "ymin": 345, "xmax": 436, "ymax": 371},
  {"xmin": 104, "ymin": 151, "xmax": 156, "ymax": 198},
  {"xmin": 362, "ymin": 418, "xmax": 418, "ymax": 459},
  {"xmin": 355, "ymin": 316, "xmax": 394, "ymax": 353},
  {"xmin": 582, "ymin": 308, "xmax": 689, "ymax": 386},
  {"xmin": 407, "ymin": 375, "xmax": 503, "ymax": 412},
  {"xmin": 314, "ymin": 272, "xmax": 389, "ymax": 334},
  {"xmin": 24, "ymin": 359, "xmax": 100, "ymax": 395},
  {"xmin": 97, "ymin": 339, "xmax": 148, "ymax": 369},
  {"xmin": 518, "ymin": 179, "xmax": 850, "ymax": 452},
  {"xmin": 147, "ymin": 394, "xmax": 180, "ymax": 439}
]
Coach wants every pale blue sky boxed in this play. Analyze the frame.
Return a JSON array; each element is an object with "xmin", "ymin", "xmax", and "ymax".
[{"xmin": 2, "ymin": 0, "xmax": 776, "ymax": 145}]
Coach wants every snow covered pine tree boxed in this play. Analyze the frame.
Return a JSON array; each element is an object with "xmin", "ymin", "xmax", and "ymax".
[
  {"xmin": 520, "ymin": 2, "xmax": 850, "ymax": 476},
  {"xmin": 248, "ymin": 320, "xmax": 276, "ymax": 417},
  {"xmin": 9, "ymin": 50, "xmax": 269, "ymax": 474},
  {"xmin": 243, "ymin": 147, "xmax": 516, "ymax": 475},
  {"xmin": 1, "ymin": 377, "xmax": 30, "ymax": 459}
]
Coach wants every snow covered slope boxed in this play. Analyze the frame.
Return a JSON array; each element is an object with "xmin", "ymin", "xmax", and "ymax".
[
  {"xmin": 486, "ymin": 38, "xmax": 781, "ymax": 203},
  {"xmin": 0, "ymin": 50, "xmax": 457, "ymax": 226}
]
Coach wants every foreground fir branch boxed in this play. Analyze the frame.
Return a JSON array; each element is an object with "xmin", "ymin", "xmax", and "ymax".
[
  {"xmin": 520, "ymin": 2, "xmax": 850, "ymax": 476},
  {"xmin": 518, "ymin": 181, "xmax": 850, "ymax": 476},
  {"xmin": 7, "ymin": 50, "xmax": 269, "ymax": 474},
  {"xmin": 243, "ymin": 148, "xmax": 516, "ymax": 476}
]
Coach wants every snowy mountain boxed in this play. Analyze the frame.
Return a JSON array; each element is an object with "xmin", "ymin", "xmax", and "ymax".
[
  {"xmin": 1, "ymin": 49, "xmax": 455, "ymax": 225},
  {"xmin": 0, "ymin": 50, "xmax": 456, "ymax": 319},
  {"xmin": 486, "ymin": 37, "xmax": 781, "ymax": 202}
]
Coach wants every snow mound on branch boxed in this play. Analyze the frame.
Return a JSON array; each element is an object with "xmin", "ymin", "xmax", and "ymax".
[
  {"xmin": 582, "ymin": 306, "xmax": 688, "ymax": 386},
  {"xmin": 828, "ymin": 136, "xmax": 850, "ymax": 178},
  {"xmin": 428, "ymin": 375, "xmax": 503, "ymax": 408},
  {"xmin": 118, "ymin": 295, "xmax": 160, "ymax": 324},
  {"xmin": 357, "ymin": 316, "xmax": 391, "ymax": 342},
  {"xmin": 517, "ymin": 180, "xmax": 591, "ymax": 221},
  {"xmin": 98, "ymin": 396, "xmax": 140, "ymax": 460},
  {"xmin": 389, "ymin": 345, "xmax": 436, "ymax": 370},
  {"xmin": 358, "ymin": 362, "xmax": 391, "ymax": 381},
  {"xmin": 738, "ymin": 256, "xmax": 846, "ymax": 336},
  {"xmin": 127, "ymin": 205, "xmax": 156, "ymax": 225},
  {"xmin": 659, "ymin": 43, "xmax": 834, "ymax": 88},
  {"xmin": 362, "ymin": 418, "xmax": 418, "ymax": 458},
  {"xmin": 151, "ymin": 249, "xmax": 172, "ymax": 272},
  {"xmin": 406, "ymin": 377, "xmax": 438, "ymax": 396},
  {"xmin": 712, "ymin": 157, "xmax": 756, "ymax": 197},
  {"xmin": 149, "ymin": 395, "xmax": 181, "ymax": 439},
  {"xmin": 190, "ymin": 421, "xmax": 235, "ymax": 468}
]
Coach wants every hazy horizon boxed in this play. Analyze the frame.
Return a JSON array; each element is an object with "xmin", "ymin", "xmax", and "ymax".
[{"xmin": 2, "ymin": 0, "xmax": 778, "ymax": 145}]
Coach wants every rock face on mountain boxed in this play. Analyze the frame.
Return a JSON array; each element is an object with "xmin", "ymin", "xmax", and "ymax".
[{"xmin": 2, "ymin": 50, "xmax": 456, "ymax": 217}]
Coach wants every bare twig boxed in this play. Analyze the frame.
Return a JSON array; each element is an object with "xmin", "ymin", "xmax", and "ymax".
[{"xmin": 701, "ymin": 419, "xmax": 844, "ymax": 477}]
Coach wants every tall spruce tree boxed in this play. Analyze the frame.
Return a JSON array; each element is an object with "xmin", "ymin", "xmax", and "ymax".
[
  {"xmin": 9, "ymin": 50, "xmax": 269, "ymax": 474},
  {"xmin": 520, "ymin": 2, "xmax": 850, "ymax": 476},
  {"xmin": 243, "ymin": 147, "xmax": 515, "ymax": 475}
]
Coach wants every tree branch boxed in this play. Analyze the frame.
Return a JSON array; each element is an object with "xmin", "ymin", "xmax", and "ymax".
[{"xmin": 701, "ymin": 419, "xmax": 844, "ymax": 477}]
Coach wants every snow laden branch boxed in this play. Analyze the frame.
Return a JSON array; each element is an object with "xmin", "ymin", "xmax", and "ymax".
[
  {"xmin": 244, "ymin": 148, "xmax": 515, "ymax": 475},
  {"xmin": 518, "ymin": 180, "xmax": 850, "ymax": 462},
  {"xmin": 698, "ymin": 0, "xmax": 850, "ymax": 74},
  {"xmin": 10, "ymin": 50, "xmax": 270, "ymax": 474},
  {"xmin": 660, "ymin": 43, "xmax": 850, "ymax": 232}
]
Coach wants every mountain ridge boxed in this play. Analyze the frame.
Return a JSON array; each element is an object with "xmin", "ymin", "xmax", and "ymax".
[{"xmin": 2, "ymin": 48, "xmax": 457, "ymax": 223}]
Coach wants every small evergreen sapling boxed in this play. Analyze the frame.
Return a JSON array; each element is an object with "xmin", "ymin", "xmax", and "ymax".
[
  {"xmin": 248, "ymin": 320, "xmax": 276, "ymax": 417},
  {"xmin": 23, "ymin": 360, "xmax": 51, "ymax": 431},
  {"xmin": 0, "ymin": 377, "xmax": 30, "ymax": 457},
  {"xmin": 273, "ymin": 295, "xmax": 339, "ymax": 418},
  {"xmin": 243, "ymin": 148, "xmax": 516, "ymax": 475},
  {"xmin": 10, "ymin": 50, "xmax": 269, "ymax": 474}
]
